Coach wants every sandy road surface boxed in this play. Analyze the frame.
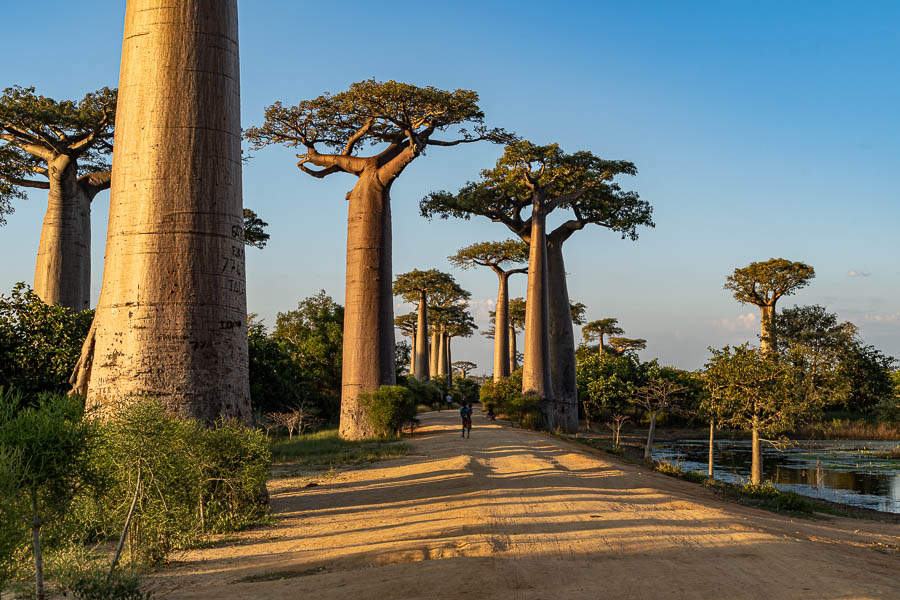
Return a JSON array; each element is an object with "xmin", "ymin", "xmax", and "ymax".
[{"xmin": 154, "ymin": 409, "xmax": 899, "ymax": 600}]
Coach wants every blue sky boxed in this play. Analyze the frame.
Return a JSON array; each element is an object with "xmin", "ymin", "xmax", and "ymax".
[{"xmin": 2, "ymin": 1, "xmax": 899, "ymax": 373}]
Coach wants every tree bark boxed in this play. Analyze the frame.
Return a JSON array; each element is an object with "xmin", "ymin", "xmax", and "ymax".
[
  {"xmin": 409, "ymin": 330, "xmax": 415, "ymax": 378},
  {"xmin": 430, "ymin": 330, "xmax": 440, "ymax": 377},
  {"xmin": 414, "ymin": 290, "xmax": 429, "ymax": 380},
  {"xmin": 708, "ymin": 419, "xmax": 715, "ymax": 478},
  {"xmin": 644, "ymin": 411, "xmax": 658, "ymax": 460},
  {"xmin": 340, "ymin": 171, "xmax": 396, "ymax": 439},
  {"xmin": 436, "ymin": 329, "xmax": 447, "ymax": 383},
  {"xmin": 446, "ymin": 334, "xmax": 452, "ymax": 387},
  {"xmin": 759, "ymin": 303, "xmax": 775, "ymax": 354},
  {"xmin": 493, "ymin": 271, "xmax": 511, "ymax": 381},
  {"xmin": 32, "ymin": 492, "xmax": 44, "ymax": 600},
  {"xmin": 522, "ymin": 206, "xmax": 554, "ymax": 426},
  {"xmin": 73, "ymin": 0, "xmax": 249, "ymax": 421},
  {"xmin": 509, "ymin": 324, "xmax": 518, "ymax": 372},
  {"xmin": 33, "ymin": 158, "xmax": 92, "ymax": 311},
  {"xmin": 751, "ymin": 414, "xmax": 762, "ymax": 484},
  {"xmin": 546, "ymin": 238, "xmax": 578, "ymax": 433}
]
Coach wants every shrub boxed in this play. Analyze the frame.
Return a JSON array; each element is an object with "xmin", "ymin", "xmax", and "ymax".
[
  {"xmin": 360, "ymin": 386, "xmax": 418, "ymax": 437},
  {"xmin": 402, "ymin": 377, "xmax": 443, "ymax": 408},
  {"xmin": 452, "ymin": 377, "xmax": 480, "ymax": 405},
  {"xmin": 739, "ymin": 482, "xmax": 814, "ymax": 514},
  {"xmin": 504, "ymin": 392, "xmax": 541, "ymax": 429},
  {"xmin": 60, "ymin": 564, "xmax": 153, "ymax": 600}
]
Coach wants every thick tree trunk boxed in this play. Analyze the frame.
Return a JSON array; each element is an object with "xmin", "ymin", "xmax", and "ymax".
[
  {"xmin": 759, "ymin": 304, "xmax": 775, "ymax": 354},
  {"xmin": 751, "ymin": 414, "xmax": 762, "ymax": 484},
  {"xmin": 509, "ymin": 325, "xmax": 518, "ymax": 372},
  {"xmin": 522, "ymin": 208, "xmax": 553, "ymax": 427},
  {"xmin": 446, "ymin": 335, "xmax": 452, "ymax": 386},
  {"xmin": 644, "ymin": 411, "xmax": 658, "ymax": 460},
  {"xmin": 340, "ymin": 171, "xmax": 396, "ymax": 439},
  {"xmin": 430, "ymin": 330, "xmax": 440, "ymax": 377},
  {"xmin": 436, "ymin": 329, "xmax": 447, "ymax": 384},
  {"xmin": 493, "ymin": 271, "xmax": 511, "ymax": 381},
  {"xmin": 34, "ymin": 159, "xmax": 92, "ymax": 311},
  {"xmin": 708, "ymin": 419, "xmax": 715, "ymax": 478},
  {"xmin": 546, "ymin": 238, "xmax": 578, "ymax": 433},
  {"xmin": 409, "ymin": 331, "xmax": 415, "ymax": 377},
  {"xmin": 72, "ymin": 0, "xmax": 249, "ymax": 421},
  {"xmin": 414, "ymin": 291, "xmax": 429, "ymax": 380}
]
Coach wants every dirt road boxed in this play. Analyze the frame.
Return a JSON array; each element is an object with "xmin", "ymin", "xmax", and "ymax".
[{"xmin": 154, "ymin": 409, "xmax": 899, "ymax": 599}]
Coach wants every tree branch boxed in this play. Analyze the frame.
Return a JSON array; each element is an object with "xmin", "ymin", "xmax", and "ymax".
[
  {"xmin": 8, "ymin": 177, "xmax": 50, "ymax": 190},
  {"xmin": 342, "ymin": 117, "xmax": 375, "ymax": 156},
  {"xmin": 78, "ymin": 170, "xmax": 112, "ymax": 198},
  {"xmin": 0, "ymin": 132, "xmax": 55, "ymax": 161}
]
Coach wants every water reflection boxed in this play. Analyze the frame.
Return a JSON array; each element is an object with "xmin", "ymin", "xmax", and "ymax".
[{"xmin": 652, "ymin": 439, "xmax": 900, "ymax": 514}]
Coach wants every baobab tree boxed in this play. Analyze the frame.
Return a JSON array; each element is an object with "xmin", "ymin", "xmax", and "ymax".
[
  {"xmin": 246, "ymin": 80, "xmax": 509, "ymax": 439},
  {"xmin": 441, "ymin": 306, "xmax": 477, "ymax": 385},
  {"xmin": 449, "ymin": 239, "xmax": 527, "ymax": 380},
  {"xmin": 508, "ymin": 297, "xmax": 526, "ymax": 371},
  {"xmin": 394, "ymin": 312, "xmax": 418, "ymax": 376},
  {"xmin": 71, "ymin": 0, "xmax": 249, "ymax": 420},
  {"xmin": 0, "ymin": 85, "xmax": 115, "ymax": 310},
  {"xmin": 422, "ymin": 141, "xmax": 652, "ymax": 431},
  {"xmin": 453, "ymin": 361, "xmax": 477, "ymax": 378},
  {"xmin": 393, "ymin": 269, "xmax": 460, "ymax": 382},
  {"xmin": 724, "ymin": 258, "xmax": 815, "ymax": 354},
  {"xmin": 609, "ymin": 337, "xmax": 647, "ymax": 355},
  {"xmin": 582, "ymin": 318, "xmax": 624, "ymax": 354}
]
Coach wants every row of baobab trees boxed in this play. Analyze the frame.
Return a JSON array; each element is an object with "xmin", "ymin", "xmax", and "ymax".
[{"xmin": 0, "ymin": 0, "xmax": 655, "ymax": 439}]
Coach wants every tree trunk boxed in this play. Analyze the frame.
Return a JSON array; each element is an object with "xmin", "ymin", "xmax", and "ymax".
[
  {"xmin": 340, "ymin": 170, "xmax": 396, "ymax": 439},
  {"xmin": 493, "ymin": 271, "xmax": 511, "ymax": 381},
  {"xmin": 644, "ymin": 411, "xmax": 658, "ymax": 460},
  {"xmin": 751, "ymin": 414, "xmax": 762, "ymax": 484},
  {"xmin": 32, "ymin": 492, "xmax": 43, "ymax": 600},
  {"xmin": 446, "ymin": 335, "xmax": 452, "ymax": 387},
  {"xmin": 582, "ymin": 399, "xmax": 591, "ymax": 431},
  {"xmin": 509, "ymin": 324, "xmax": 518, "ymax": 371},
  {"xmin": 430, "ymin": 330, "xmax": 439, "ymax": 377},
  {"xmin": 522, "ymin": 207, "xmax": 553, "ymax": 427},
  {"xmin": 414, "ymin": 290, "xmax": 429, "ymax": 380},
  {"xmin": 436, "ymin": 329, "xmax": 447, "ymax": 384},
  {"xmin": 409, "ymin": 330, "xmax": 415, "ymax": 377},
  {"xmin": 71, "ymin": 0, "xmax": 250, "ymax": 421},
  {"xmin": 34, "ymin": 158, "xmax": 92, "ymax": 311},
  {"xmin": 546, "ymin": 238, "xmax": 578, "ymax": 433},
  {"xmin": 708, "ymin": 419, "xmax": 715, "ymax": 478},
  {"xmin": 759, "ymin": 303, "xmax": 775, "ymax": 354}
]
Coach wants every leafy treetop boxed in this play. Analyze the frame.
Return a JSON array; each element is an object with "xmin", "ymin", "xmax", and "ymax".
[
  {"xmin": 582, "ymin": 318, "xmax": 624, "ymax": 343},
  {"xmin": 421, "ymin": 140, "xmax": 653, "ymax": 244},
  {"xmin": 393, "ymin": 269, "xmax": 464, "ymax": 305},
  {"xmin": 448, "ymin": 239, "xmax": 528, "ymax": 274},
  {"xmin": 394, "ymin": 312, "xmax": 418, "ymax": 336},
  {"xmin": 609, "ymin": 337, "xmax": 647, "ymax": 354},
  {"xmin": 245, "ymin": 79, "xmax": 512, "ymax": 184},
  {"xmin": 0, "ymin": 86, "xmax": 116, "ymax": 223},
  {"xmin": 242, "ymin": 208, "xmax": 270, "ymax": 249},
  {"xmin": 724, "ymin": 258, "xmax": 815, "ymax": 308}
]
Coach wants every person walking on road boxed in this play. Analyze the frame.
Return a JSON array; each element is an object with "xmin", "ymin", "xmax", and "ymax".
[
  {"xmin": 445, "ymin": 392, "xmax": 453, "ymax": 410},
  {"xmin": 460, "ymin": 402, "xmax": 473, "ymax": 438}
]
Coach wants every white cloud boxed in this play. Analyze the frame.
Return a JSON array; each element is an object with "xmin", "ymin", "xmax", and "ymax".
[
  {"xmin": 848, "ymin": 270, "xmax": 871, "ymax": 278},
  {"xmin": 861, "ymin": 312, "xmax": 900, "ymax": 323},
  {"xmin": 713, "ymin": 312, "xmax": 757, "ymax": 332}
]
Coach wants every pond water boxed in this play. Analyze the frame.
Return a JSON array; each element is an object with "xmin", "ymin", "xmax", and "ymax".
[{"xmin": 652, "ymin": 439, "xmax": 900, "ymax": 514}]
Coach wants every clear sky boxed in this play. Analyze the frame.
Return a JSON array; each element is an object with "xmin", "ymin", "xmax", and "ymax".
[{"xmin": 1, "ymin": 1, "xmax": 899, "ymax": 374}]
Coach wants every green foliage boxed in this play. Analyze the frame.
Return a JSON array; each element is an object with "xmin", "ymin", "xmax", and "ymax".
[
  {"xmin": 577, "ymin": 350, "xmax": 646, "ymax": 419},
  {"xmin": 582, "ymin": 318, "xmax": 624, "ymax": 344},
  {"xmin": 448, "ymin": 239, "xmax": 528, "ymax": 271},
  {"xmin": 400, "ymin": 376, "xmax": 444, "ymax": 408},
  {"xmin": 0, "ymin": 283, "xmax": 94, "ymax": 397},
  {"xmin": 451, "ymin": 377, "xmax": 480, "ymax": 405},
  {"xmin": 479, "ymin": 370, "xmax": 539, "ymax": 428},
  {"xmin": 60, "ymin": 564, "xmax": 153, "ymax": 600},
  {"xmin": 95, "ymin": 399, "xmax": 270, "ymax": 565},
  {"xmin": 724, "ymin": 258, "xmax": 815, "ymax": 308},
  {"xmin": 359, "ymin": 386, "xmax": 418, "ymax": 438},
  {"xmin": 247, "ymin": 318, "xmax": 306, "ymax": 416},
  {"xmin": 739, "ymin": 483, "xmax": 814, "ymax": 515},
  {"xmin": 242, "ymin": 208, "xmax": 270, "ymax": 249},
  {"xmin": 703, "ymin": 344, "xmax": 818, "ymax": 437}
]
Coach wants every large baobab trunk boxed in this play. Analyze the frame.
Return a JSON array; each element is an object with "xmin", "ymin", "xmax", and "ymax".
[
  {"xmin": 547, "ymin": 239, "xmax": 578, "ymax": 433},
  {"xmin": 493, "ymin": 271, "xmax": 511, "ymax": 381},
  {"xmin": 522, "ymin": 208, "xmax": 553, "ymax": 425},
  {"xmin": 446, "ymin": 334, "xmax": 453, "ymax": 386},
  {"xmin": 340, "ymin": 172, "xmax": 396, "ymax": 438},
  {"xmin": 430, "ymin": 330, "xmax": 440, "ymax": 376},
  {"xmin": 71, "ymin": 0, "xmax": 250, "ymax": 421},
  {"xmin": 509, "ymin": 324, "xmax": 518, "ymax": 371},
  {"xmin": 751, "ymin": 414, "xmax": 762, "ymax": 484},
  {"xmin": 409, "ymin": 329, "xmax": 416, "ymax": 377},
  {"xmin": 436, "ymin": 330, "xmax": 447, "ymax": 383},
  {"xmin": 33, "ymin": 159, "xmax": 91, "ymax": 311},
  {"xmin": 759, "ymin": 304, "xmax": 775, "ymax": 354},
  {"xmin": 414, "ymin": 290, "xmax": 429, "ymax": 380}
]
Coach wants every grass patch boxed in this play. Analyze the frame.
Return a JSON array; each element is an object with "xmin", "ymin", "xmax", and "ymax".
[
  {"xmin": 232, "ymin": 566, "xmax": 328, "ymax": 584},
  {"xmin": 269, "ymin": 428, "xmax": 410, "ymax": 469}
]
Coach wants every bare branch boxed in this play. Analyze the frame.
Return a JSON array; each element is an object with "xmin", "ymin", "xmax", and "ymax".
[
  {"xmin": 342, "ymin": 117, "xmax": 375, "ymax": 156},
  {"xmin": 78, "ymin": 170, "xmax": 112, "ymax": 198},
  {"xmin": 9, "ymin": 177, "xmax": 50, "ymax": 189}
]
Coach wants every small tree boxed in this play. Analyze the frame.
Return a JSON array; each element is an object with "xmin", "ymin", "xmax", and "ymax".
[
  {"xmin": 0, "ymin": 389, "xmax": 99, "ymax": 600},
  {"xmin": 724, "ymin": 258, "xmax": 815, "ymax": 353},
  {"xmin": 605, "ymin": 414, "xmax": 629, "ymax": 447},
  {"xmin": 703, "ymin": 344, "xmax": 814, "ymax": 484},
  {"xmin": 242, "ymin": 208, "xmax": 270, "ymax": 249},
  {"xmin": 453, "ymin": 361, "xmax": 477, "ymax": 378},
  {"xmin": 582, "ymin": 318, "xmax": 624, "ymax": 355},
  {"xmin": 577, "ymin": 350, "xmax": 646, "ymax": 430},
  {"xmin": 633, "ymin": 375, "xmax": 688, "ymax": 460},
  {"xmin": 608, "ymin": 337, "xmax": 647, "ymax": 355}
]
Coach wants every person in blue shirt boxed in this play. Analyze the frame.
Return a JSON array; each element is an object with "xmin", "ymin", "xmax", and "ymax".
[{"xmin": 460, "ymin": 403, "xmax": 473, "ymax": 438}]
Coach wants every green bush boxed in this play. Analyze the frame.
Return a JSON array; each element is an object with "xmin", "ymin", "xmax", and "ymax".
[
  {"xmin": 360, "ymin": 386, "xmax": 417, "ymax": 437},
  {"xmin": 60, "ymin": 564, "xmax": 153, "ymax": 600},
  {"xmin": 739, "ymin": 482, "xmax": 814, "ymax": 514},
  {"xmin": 452, "ymin": 377, "xmax": 480, "ymax": 405},
  {"xmin": 505, "ymin": 392, "xmax": 541, "ymax": 429},
  {"xmin": 402, "ymin": 377, "xmax": 443, "ymax": 408}
]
